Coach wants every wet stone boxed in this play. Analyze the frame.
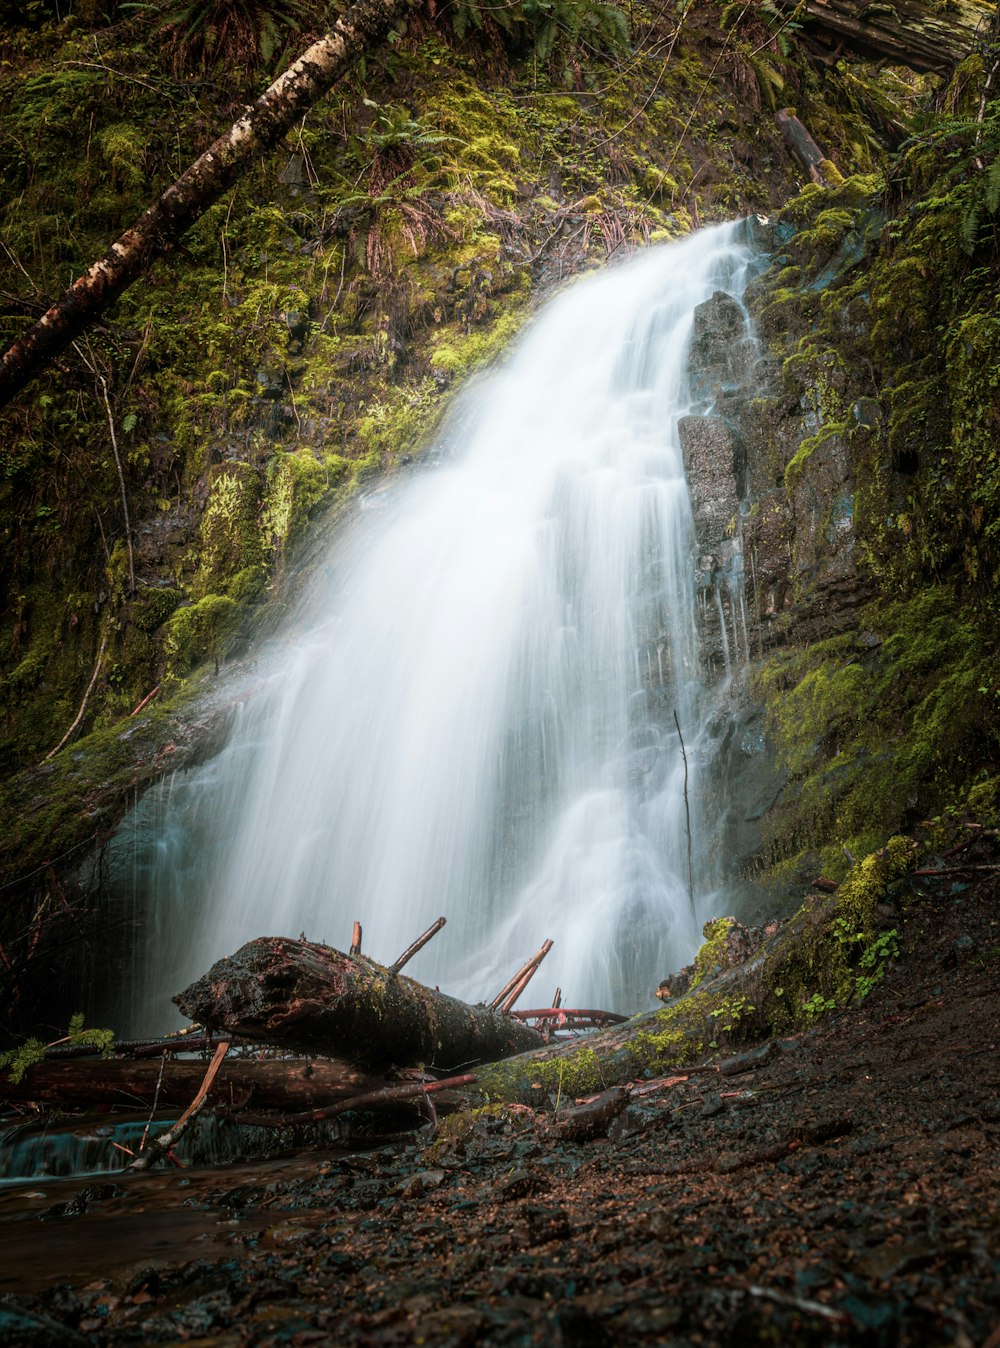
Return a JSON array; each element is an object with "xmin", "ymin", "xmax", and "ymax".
[
  {"xmin": 521, "ymin": 1204, "xmax": 571, "ymax": 1246},
  {"xmin": 494, "ymin": 1169, "xmax": 550, "ymax": 1202}
]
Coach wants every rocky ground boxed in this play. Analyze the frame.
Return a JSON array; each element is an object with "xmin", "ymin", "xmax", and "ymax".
[{"xmin": 1, "ymin": 861, "xmax": 998, "ymax": 1347}]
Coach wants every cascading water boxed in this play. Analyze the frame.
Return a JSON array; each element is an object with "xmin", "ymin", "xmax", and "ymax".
[{"xmin": 117, "ymin": 221, "xmax": 757, "ymax": 1033}]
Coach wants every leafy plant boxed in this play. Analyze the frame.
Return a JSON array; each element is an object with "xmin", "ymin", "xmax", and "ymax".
[
  {"xmin": 446, "ymin": 0, "xmax": 629, "ymax": 86},
  {"xmin": 0, "ymin": 1012, "xmax": 115, "ymax": 1084},
  {"xmin": 855, "ymin": 928, "xmax": 900, "ymax": 1001},
  {"xmin": 801, "ymin": 992, "xmax": 837, "ymax": 1023},
  {"xmin": 708, "ymin": 993, "xmax": 755, "ymax": 1034}
]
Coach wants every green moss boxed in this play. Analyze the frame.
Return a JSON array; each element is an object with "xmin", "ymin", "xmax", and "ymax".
[
  {"xmin": 784, "ymin": 420, "xmax": 850, "ymax": 491},
  {"xmin": 428, "ymin": 299, "xmax": 532, "ymax": 378},
  {"xmin": 197, "ymin": 462, "xmax": 263, "ymax": 596},
  {"xmin": 756, "ymin": 586, "xmax": 996, "ymax": 880},
  {"xmin": 690, "ymin": 917, "xmax": 737, "ymax": 988},
  {"xmin": 260, "ymin": 450, "xmax": 330, "ymax": 557},
  {"xmin": 161, "ymin": 595, "xmax": 242, "ymax": 678},
  {"xmin": 833, "ymin": 835, "xmax": 916, "ymax": 935}
]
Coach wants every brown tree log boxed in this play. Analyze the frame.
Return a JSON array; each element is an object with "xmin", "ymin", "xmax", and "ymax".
[
  {"xmin": 775, "ymin": 109, "xmax": 829, "ymax": 184},
  {"xmin": 0, "ymin": 0, "xmax": 409, "ymax": 411},
  {"xmin": 0, "ymin": 1054, "xmax": 386, "ymax": 1110},
  {"xmin": 174, "ymin": 937, "xmax": 546, "ymax": 1070},
  {"xmin": 775, "ymin": 0, "xmax": 990, "ymax": 74}
]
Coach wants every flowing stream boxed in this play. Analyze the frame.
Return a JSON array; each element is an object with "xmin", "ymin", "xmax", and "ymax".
[{"xmin": 116, "ymin": 221, "xmax": 757, "ymax": 1032}]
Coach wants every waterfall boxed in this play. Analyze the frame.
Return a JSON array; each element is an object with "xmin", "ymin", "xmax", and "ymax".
[{"xmin": 118, "ymin": 221, "xmax": 757, "ymax": 1031}]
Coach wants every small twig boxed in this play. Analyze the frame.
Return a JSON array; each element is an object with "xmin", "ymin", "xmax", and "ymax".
[
  {"xmin": 389, "ymin": 916, "xmax": 446, "ymax": 975},
  {"xmin": 420, "ymin": 1091, "xmax": 439, "ymax": 1138},
  {"xmin": 129, "ymin": 685, "xmax": 160, "ymax": 717},
  {"xmin": 43, "ymin": 634, "xmax": 108, "ymax": 761},
  {"xmin": 138, "ymin": 1051, "xmax": 168, "ymax": 1152},
  {"xmin": 127, "ymin": 1041, "xmax": 229, "ymax": 1171},
  {"xmin": 497, "ymin": 940, "xmax": 554, "ymax": 1014},
  {"xmin": 673, "ymin": 709, "xmax": 694, "ymax": 916},
  {"xmin": 350, "ymin": 921, "xmax": 362, "ymax": 956},
  {"xmin": 226, "ymin": 1071, "xmax": 477, "ymax": 1129},
  {"xmin": 742, "ymin": 1283, "xmax": 849, "ymax": 1326},
  {"xmin": 283, "ymin": 363, "xmax": 302, "ymax": 438},
  {"xmin": 491, "ymin": 941, "xmax": 554, "ymax": 1012},
  {"xmin": 99, "ymin": 374, "xmax": 135, "ymax": 595},
  {"xmin": 973, "ymin": 13, "xmax": 1000, "ymax": 168}
]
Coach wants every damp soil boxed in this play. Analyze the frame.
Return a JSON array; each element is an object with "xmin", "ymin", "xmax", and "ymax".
[{"xmin": 1, "ymin": 869, "xmax": 998, "ymax": 1347}]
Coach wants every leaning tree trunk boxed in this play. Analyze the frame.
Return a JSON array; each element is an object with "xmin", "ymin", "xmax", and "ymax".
[
  {"xmin": 175, "ymin": 937, "xmax": 546, "ymax": 1070},
  {"xmin": 0, "ymin": 0, "xmax": 409, "ymax": 411}
]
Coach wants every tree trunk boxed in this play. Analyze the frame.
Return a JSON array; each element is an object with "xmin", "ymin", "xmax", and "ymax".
[
  {"xmin": 174, "ymin": 937, "xmax": 546, "ymax": 1070},
  {"xmin": 778, "ymin": 0, "xmax": 988, "ymax": 74},
  {"xmin": 0, "ymin": 0, "xmax": 408, "ymax": 411},
  {"xmin": 0, "ymin": 1054, "xmax": 385, "ymax": 1111}
]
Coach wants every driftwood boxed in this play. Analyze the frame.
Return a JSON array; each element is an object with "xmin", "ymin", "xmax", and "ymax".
[
  {"xmin": 174, "ymin": 937, "xmax": 546, "ymax": 1070},
  {"xmin": 0, "ymin": 1053, "xmax": 386, "ymax": 1111}
]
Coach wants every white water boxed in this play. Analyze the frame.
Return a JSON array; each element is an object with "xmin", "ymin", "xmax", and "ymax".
[{"xmin": 121, "ymin": 222, "xmax": 756, "ymax": 1030}]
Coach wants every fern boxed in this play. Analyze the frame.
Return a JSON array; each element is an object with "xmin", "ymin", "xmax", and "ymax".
[
  {"xmin": 446, "ymin": 0, "xmax": 629, "ymax": 72},
  {"xmin": 986, "ymin": 155, "xmax": 1000, "ymax": 216},
  {"xmin": 0, "ymin": 1037, "xmax": 46, "ymax": 1085},
  {"xmin": 0, "ymin": 1014, "xmax": 115, "ymax": 1086}
]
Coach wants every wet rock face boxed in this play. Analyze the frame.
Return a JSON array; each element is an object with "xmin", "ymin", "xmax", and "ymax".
[
  {"xmin": 680, "ymin": 255, "xmax": 877, "ymax": 906},
  {"xmin": 679, "ymin": 415, "xmax": 739, "ymax": 562},
  {"xmin": 684, "ymin": 278, "xmax": 872, "ymax": 656},
  {"xmin": 678, "ymin": 414, "xmax": 743, "ymax": 672},
  {"xmin": 680, "ymin": 292, "xmax": 757, "ymax": 675},
  {"xmin": 701, "ymin": 699, "xmax": 786, "ymax": 900},
  {"xmin": 687, "ymin": 290, "xmax": 756, "ymax": 405}
]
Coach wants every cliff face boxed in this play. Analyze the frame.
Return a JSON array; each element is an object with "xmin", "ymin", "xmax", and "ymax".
[
  {"xmin": 681, "ymin": 150, "xmax": 1000, "ymax": 905},
  {"xmin": 0, "ymin": 2, "xmax": 998, "ymax": 1031}
]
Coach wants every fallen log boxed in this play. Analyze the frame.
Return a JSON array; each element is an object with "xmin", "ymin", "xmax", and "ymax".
[
  {"xmin": 772, "ymin": 0, "xmax": 990, "ymax": 74},
  {"xmin": 0, "ymin": 0, "xmax": 411, "ymax": 411},
  {"xmin": 0, "ymin": 1054, "xmax": 386, "ymax": 1111},
  {"xmin": 225, "ymin": 1071, "xmax": 479, "ymax": 1129},
  {"xmin": 174, "ymin": 937, "xmax": 546, "ymax": 1070},
  {"xmin": 775, "ymin": 109, "xmax": 830, "ymax": 185}
]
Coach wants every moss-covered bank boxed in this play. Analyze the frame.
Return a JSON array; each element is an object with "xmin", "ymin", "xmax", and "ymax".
[{"xmin": 474, "ymin": 834, "xmax": 927, "ymax": 1101}]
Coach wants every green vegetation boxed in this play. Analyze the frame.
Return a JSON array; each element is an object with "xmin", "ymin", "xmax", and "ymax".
[
  {"xmin": 746, "ymin": 85, "xmax": 1000, "ymax": 883},
  {"xmin": 0, "ymin": 1012, "xmax": 114, "ymax": 1084},
  {"xmin": 755, "ymin": 589, "xmax": 996, "ymax": 880}
]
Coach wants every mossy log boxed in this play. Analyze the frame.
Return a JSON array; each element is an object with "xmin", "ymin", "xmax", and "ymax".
[
  {"xmin": 0, "ymin": 1055, "xmax": 384, "ymax": 1111},
  {"xmin": 777, "ymin": 0, "xmax": 990, "ymax": 73},
  {"xmin": 174, "ymin": 937, "xmax": 546, "ymax": 1071}
]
